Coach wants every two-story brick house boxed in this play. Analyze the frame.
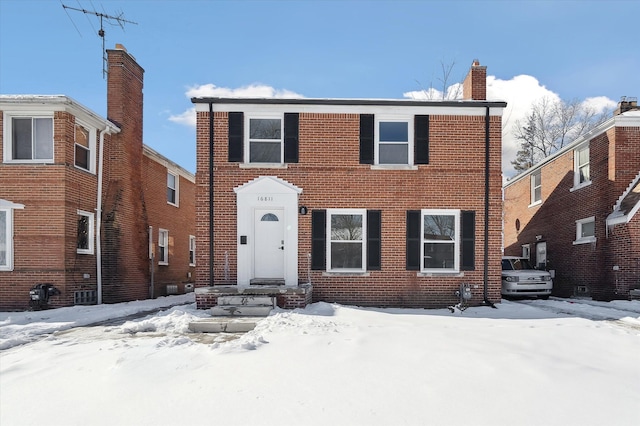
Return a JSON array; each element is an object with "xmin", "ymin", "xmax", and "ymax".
[
  {"xmin": 503, "ymin": 99, "xmax": 640, "ymax": 300},
  {"xmin": 193, "ymin": 61, "xmax": 506, "ymax": 310},
  {"xmin": 0, "ymin": 45, "xmax": 195, "ymax": 310}
]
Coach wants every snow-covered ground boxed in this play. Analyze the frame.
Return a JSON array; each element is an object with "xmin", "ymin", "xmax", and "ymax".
[{"xmin": 1, "ymin": 294, "xmax": 639, "ymax": 426}]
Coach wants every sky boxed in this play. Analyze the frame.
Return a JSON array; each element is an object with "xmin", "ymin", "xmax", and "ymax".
[
  {"xmin": 2, "ymin": 294, "xmax": 640, "ymax": 425},
  {"xmin": 1, "ymin": 0, "xmax": 639, "ymax": 176}
]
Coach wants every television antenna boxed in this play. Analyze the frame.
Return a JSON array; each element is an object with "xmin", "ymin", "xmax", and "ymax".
[{"xmin": 62, "ymin": 3, "xmax": 137, "ymax": 78}]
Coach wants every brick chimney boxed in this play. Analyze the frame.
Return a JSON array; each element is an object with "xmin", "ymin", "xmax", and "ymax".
[
  {"xmin": 614, "ymin": 96, "xmax": 638, "ymax": 115},
  {"xmin": 463, "ymin": 59, "xmax": 487, "ymax": 101},
  {"xmin": 102, "ymin": 44, "xmax": 149, "ymax": 303}
]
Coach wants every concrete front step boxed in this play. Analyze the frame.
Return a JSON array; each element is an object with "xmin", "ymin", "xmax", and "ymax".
[
  {"xmin": 217, "ymin": 295, "xmax": 275, "ymax": 306},
  {"xmin": 189, "ymin": 319, "xmax": 257, "ymax": 333},
  {"xmin": 211, "ymin": 305, "xmax": 273, "ymax": 317}
]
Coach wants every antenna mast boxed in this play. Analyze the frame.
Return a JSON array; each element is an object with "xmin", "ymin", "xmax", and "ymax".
[{"xmin": 62, "ymin": 3, "xmax": 137, "ymax": 78}]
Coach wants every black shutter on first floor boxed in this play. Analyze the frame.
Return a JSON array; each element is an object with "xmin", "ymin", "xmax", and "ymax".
[
  {"xmin": 228, "ymin": 112, "xmax": 244, "ymax": 162},
  {"xmin": 359, "ymin": 114, "xmax": 374, "ymax": 164},
  {"xmin": 367, "ymin": 210, "xmax": 381, "ymax": 270},
  {"xmin": 284, "ymin": 113, "xmax": 299, "ymax": 163},
  {"xmin": 406, "ymin": 210, "xmax": 421, "ymax": 270},
  {"xmin": 461, "ymin": 210, "xmax": 476, "ymax": 270},
  {"xmin": 311, "ymin": 210, "xmax": 326, "ymax": 270},
  {"xmin": 414, "ymin": 115, "xmax": 429, "ymax": 165}
]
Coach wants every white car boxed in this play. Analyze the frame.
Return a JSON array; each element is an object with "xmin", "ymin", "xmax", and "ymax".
[{"xmin": 501, "ymin": 256, "xmax": 552, "ymax": 299}]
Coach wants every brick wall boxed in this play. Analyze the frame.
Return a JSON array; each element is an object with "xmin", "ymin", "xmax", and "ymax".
[{"xmin": 195, "ymin": 110, "xmax": 503, "ymax": 308}]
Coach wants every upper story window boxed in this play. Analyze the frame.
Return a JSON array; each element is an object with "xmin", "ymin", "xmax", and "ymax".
[
  {"xmin": 530, "ymin": 171, "xmax": 542, "ymax": 205},
  {"xmin": 421, "ymin": 209, "xmax": 460, "ymax": 273},
  {"xmin": 376, "ymin": 119, "xmax": 411, "ymax": 165},
  {"xmin": 574, "ymin": 216, "xmax": 596, "ymax": 245},
  {"xmin": 74, "ymin": 122, "xmax": 96, "ymax": 173},
  {"xmin": 3, "ymin": 115, "xmax": 54, "ymax": 163},
  {"xmin": 167, "ymin": 171, "xmax": 178, "ymax": 206},
  {"xmin": 573, "ymin": 144, "xmax": 591, "ymax": 189},
  {"xmin": 77, "ymin": 210, "xmax": 95, "ymax": 255},
  {"xmin": 248, "ymin": 117, "xmax": 283, "ymax": 163}
]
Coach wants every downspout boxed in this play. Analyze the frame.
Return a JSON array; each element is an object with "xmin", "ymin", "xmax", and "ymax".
[
  {"xmin": 96, "ymin": 127, "xmax": 108, "ymax": 304},
  {"xmin": 483, "ymin": 106, "xmax": 496, "ymax": 308},
  {"xmin": 209, "ymin": 102, "xmax": 214, "ymax": 286}
]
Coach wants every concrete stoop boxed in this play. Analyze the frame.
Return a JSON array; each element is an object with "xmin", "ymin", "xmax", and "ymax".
[
  {"xmin": 189, "ymin": 295, "xmax": 275, "ymax": 333},
  {"xmin": 188, "ymin": 318, "xmax": 258, "ymax": 333}
]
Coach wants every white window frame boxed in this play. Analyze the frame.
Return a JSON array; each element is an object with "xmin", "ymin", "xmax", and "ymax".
[
  {"xmin": 73, "ymin": 120, "xmax": 97, "ymax": 173},
  {"xmin": 421, "ymin": 209, "xmax": 460, "ymax": 273},
  {"xmin": 0, "ymin": 199, "xmax": 24, "ymax": 271},
  {"xmin": 572, "ymin": 144, "xmax": 591, "ymax": 190},
  {"xmin": 158, "ymin": 229, "xmax": 169, "ymax": 265},
  {"xmin": 245, "ymin": 114, "xmax": 284, "ymax": 165},
  {"xmin": 76, "ymin": 210, "xmax": 95, "ymax": 255},
  {"xmin": 374, "ymin": 116, "xmax": 413, "ymax": 166},
  {"xmin": 189, "ymin": 235, "xmax": 196, "ymax": 266},
  {"xmin": 522, "ymin": 244, "xmax": 531, "ymax": 260},
  {"xmin": 530, "ymin": 170, "xmax": 542, "ymax": 206},
  {"xmin": 327, "ymin": 209, "xmax": 366, "ymax": 273},
  {"xmin": 167, "ymin": 171, "xmax": 179, "ymax": 206},
  {"xmin": 574, "ymin": 216, "xmax": 596, "ymax": 245},
  {"xmin": 2, "ymin": 113, "xmax": 54, "ymax": 164}
]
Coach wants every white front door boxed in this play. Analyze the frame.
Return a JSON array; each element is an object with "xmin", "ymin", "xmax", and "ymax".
[{"xmin": 254, "ymin": 209, "xmax": 285, "ymax": 279}]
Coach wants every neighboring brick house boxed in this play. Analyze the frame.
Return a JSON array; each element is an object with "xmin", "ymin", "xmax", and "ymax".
[
  {"xmin": 192, "ymin": 61, "xmax": 506, "ymax": 309},
  {"xmin": 503, "ymin": 99, "xmax": 640, "ymax": 300},
  {"xmin": 0, "ymin": 45, "xmax": 195, "ymax": 310}
]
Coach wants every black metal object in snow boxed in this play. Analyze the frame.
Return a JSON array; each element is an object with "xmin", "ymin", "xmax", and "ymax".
[{"xmin": 29, "ymin": 283, "xmax": 61, "ymax": 310}]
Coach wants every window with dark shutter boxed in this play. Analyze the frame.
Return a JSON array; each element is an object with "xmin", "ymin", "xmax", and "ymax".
[
  {"xmin": 406, "ymin": 210, "xmax": 420, "ymax": 270},
  {"xmin": 461, "ymin": 211, "xmax": 475, "ymax": 270},
  {"xmin": 359, "ymin": 114, "xmax": 374, "ymax": 164},
  {"xmin": 284, "ymin": 113, "xmax": 299, "ymax": 163},
  {"xmin": 414, "ymin": 115, "xmax": 429, "ymax": 165},
  {"xmin": 367, "ymin": 210, "xmax": 381, "ymax": 270},
  {"xmin": 311, "ymin": 210, "xmax": 326, "ymax": 270},
  {"xmin": 228, "ymin": 112, "xmax": 244, "ymax": 162}
]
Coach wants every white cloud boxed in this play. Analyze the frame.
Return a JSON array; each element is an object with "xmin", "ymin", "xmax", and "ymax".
[
  {"xmin": 403, "ymin": 82, "xmax": 463, "ymax": 101},
  {"xmin": 168, "ymin": 107, "xmax": 196, "ymax": 127},
  {"xmin": 582, "ymin": 96, "xmax": 617, "ymax": 114}
]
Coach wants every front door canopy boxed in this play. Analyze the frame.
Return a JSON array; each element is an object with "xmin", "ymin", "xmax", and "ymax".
[{"xmin": 234, "ymin": 176, "xmax": 302, "ymax": 196}]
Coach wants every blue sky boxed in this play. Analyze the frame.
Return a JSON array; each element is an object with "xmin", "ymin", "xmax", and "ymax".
[{"xmin": 1, "ymin": 0, "xmax": 639, "ymax": 175}]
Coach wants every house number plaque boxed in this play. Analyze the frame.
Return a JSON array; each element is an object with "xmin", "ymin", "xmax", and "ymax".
[{"xmin": 257, "ymin": 196, "xmax": 274, "ymax": 202}]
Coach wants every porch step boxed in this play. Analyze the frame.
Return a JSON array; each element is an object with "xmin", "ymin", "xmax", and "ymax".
[
  {"xmin": 217, "ymin": 295, "xmax": 275, "ymax": 306},
  {"xmin": 211, "ymin": 305, "xmax": 273, "ymax": 317},
  {"xmin": 189, "ymin": 319, "xmax": 257, "ymax": 333}
]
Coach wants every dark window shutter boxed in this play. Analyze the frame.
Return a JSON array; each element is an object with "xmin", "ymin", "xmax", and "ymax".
[
  {"xmin": 359, "ymin": 114, "xmax": 374, "ymax": 164},
  {"xmin": 367, "ymin": 210, "xmax": 381, "ymax": 270},
  {"xmin": 461, "ymin": 210, "xmax": 475, "ymax": 270},
  {"xmin": 228, "ymin": 112, "xmax": 244, "ymax": 162},
  {"xmin": 406, "ymin": 210, "xmax": 420, "ymax": 270},
  {"xmin": 284, "ymin": 113, "xmax": 299, "ymax": 163},
  {"xmin": 414, "ymin": 115, "xmax": 429, "ymax": 165},
  {"xmin": 311, "ymin": 210, "xmax": 326, "ymax": 270}
]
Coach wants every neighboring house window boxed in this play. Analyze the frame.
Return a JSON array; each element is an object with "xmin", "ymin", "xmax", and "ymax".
[
  {"xmin": 4, "ymin": 115, "xmax": 54, "ymax": 162},
  {"xmin": 0, "ymin": 199, "xmax": 24, "ymax": 271},
  {"xmin": 158, "ymin": 229, "xmax": 169, "ymax": 264},
  {"xmin": 574, "ymin": 216, "xmax": 596, "ymax": 244},
  {"xmin": 530, "ymin": 171, "xmax": 541, "ymax": 204},
  {"xmin": 376, "ymin": 118, "xmax": 411, "ymax": 165},
  {"xmin": 421, "ymin": 209, "xmax": 460, "ymax": 272},
  {"xmin": 574, "ymin": 144, "xmax": 591, "ymax": 188},
  {"xmin": 189, "ymin": 235, "xmax": 196, "ymax": 266},
  {"xmin": 74, "ymin": 122, "xmax": 96, "ymax": 173},
  {"xmin": 167, "ymin": 171, "xmax": 178, "ymax": 205},
  {"xmin": 248, "ymin": 117, "xmax": 283, "ymax": 163},
  {"xmin": 76, "ymin": 210, "xmax": 95, "ymax": 255}
]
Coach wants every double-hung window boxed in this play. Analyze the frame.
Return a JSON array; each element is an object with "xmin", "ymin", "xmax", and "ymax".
[
  {"xmin": 0, "ymin": 199, "xmax": 24, "ymax": 271},
  {"xmin": 421, "ymin": 209, "xmax": 460, "ymax": 272},
  {"xmin": 530, "ymin": 171, "xmax": 541, "ymax": 205},
  {"xmin": 376, "ymin": 118, "xmax": 411, "ymax": 165},
  {"xmin": 573, "ymin": 144, "xmax": 590, "ymax": 188},
  {"xmin": 74, "ymin": 122, "xmax": 96, "ymax": 172},
  {"xmin": 248, "ymin": 117, "xmax": 283, "ymax": 163},
  {"xmin": 327, "ymin": 209, "xmax": 366, "ymax": 272},
  {"xmin": 574, "ymin": 216, "xmax": 596, "ymax": 244},
  {"xmin": 5, "ymin": 116, "xmax": 54, "ymax": 162},
  {"xmin": 189, "ymin": 235, "xmax": 196, "ymax": 266},
  {"xmin": 77, "ymin": 210, "xmax": 95, "ymax": 255},
  {"xmin": 158, "ymin": 229, "xmax": 169, "ymax": 264},
  {"xmin": 167, "ymin": 171, "xmax": 178, "ymax": 205}
]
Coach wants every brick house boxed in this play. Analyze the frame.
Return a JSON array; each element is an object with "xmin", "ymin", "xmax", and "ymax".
[
  {"xmin": 503, "ymin": 99, "xmax": 640, "ymax": 300},
  {"xmin": 0, "ymin": 45, "xmax": 195, "ymax": 310},
  {"xmin": 192, "ymin": 61, "xmax": 506, "ymax": 310}
]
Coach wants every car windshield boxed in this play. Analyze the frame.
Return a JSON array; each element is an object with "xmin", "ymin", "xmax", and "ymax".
[{"xmin": 502, "ymin": 258, "xmax": 535, "ymax": 271}]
